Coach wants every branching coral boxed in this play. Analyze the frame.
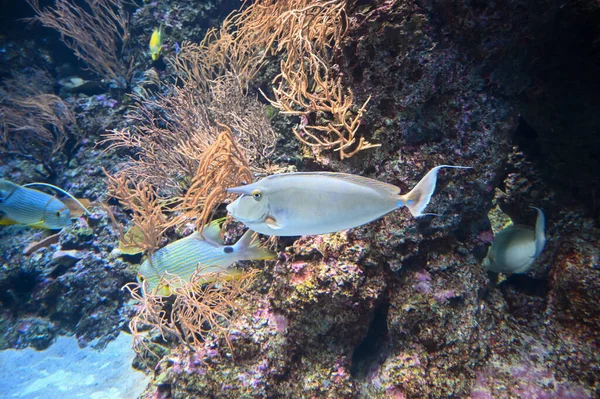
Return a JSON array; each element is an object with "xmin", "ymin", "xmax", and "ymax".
[
  {"xmin": 26, "ymin": 0, "xmax": 133, "ymax": 89},
  {"xmin": 109, "ymin": 129, "xmax": 257, "ymax": 357},
  {"xmin": 101, "ymin": 7, "xmax": 271, "ymax": 355},
  {"xmin": 238, "ymin": 0, "xmax": 379, "ymax": 159},
  {"xmin": 171, "ymin": 0, "xmax": 376, "ymax": 159},
  {"xmin": 105, "ymin": 125, "xmax": 251, "ymax": 253},
  {"xmin": 0, "ymin": 69, "xmax": 80, "ymax": 170},
  {"xmin": 104, "ymin": 84, "xmax": 216, "ymax": 195},
  {"xmin": 173, "ymin": 125, "xmax": 253, "ymax": 232},
  {"xmin": 102, "ymin": 0, "xmax": 377, "ymax": 362},
  {"xmin": 105, "ymin": 173, "xmax": 171, "ymax": 254},
  {"xmin": 125, "ymin": 267, "xmax": 260, "ymax": 361},
  {"xmin": 104, "ymin": 79, "xmax": 275, "ymax": 197}
]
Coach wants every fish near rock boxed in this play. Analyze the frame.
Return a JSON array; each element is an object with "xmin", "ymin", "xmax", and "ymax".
[
  {"xmin": 0, "ymin": 179, "xmax": 71, "ymax": 229},
  {"xmin": 226, "ymin": 165, "xmax": 471, "ymax": 236},
  {"xmin": 483, "ymin": 207, "xmax": 546, "ymax": 274},
  {"xmin": 137, "ymin": 219, "xmax": 275, "ymax": 296},
  {"xmin": 149, "ymin": 26, "xmax": 163, "ymax": 61}
]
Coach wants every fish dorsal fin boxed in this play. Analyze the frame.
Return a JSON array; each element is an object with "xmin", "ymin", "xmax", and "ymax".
[
  {"xmin": 198, "ymin": 218, "xmax": 225, "ymax": 244},
  {"xmin": 531, "ymin": 207, "xmax": 546, "ymax": 258},
  {"xmin": 279, "ymin": 172, "xmax": 401, "ymax": 196},
  {"xmin": 0, "ymin": 179, "xmax": 19, "ymax": 202}
]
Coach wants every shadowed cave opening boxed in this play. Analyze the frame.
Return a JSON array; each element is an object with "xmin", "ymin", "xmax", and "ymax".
[
  {"xmin": 0, "ymin": 272, "xmax": 38, "ymax": 312},
  {"xmin": 350, "ymin": 302, "xmax": 389, "ymax": 378},
  {"xmin": 513, "ymin": 116, "xmax": 541, "ymax": 159}
]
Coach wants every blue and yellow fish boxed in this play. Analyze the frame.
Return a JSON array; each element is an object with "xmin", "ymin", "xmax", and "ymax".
[
  {"xmin": 0, "ymin": 179, "xmax": 72, "ymax": 229},
  {"xmin": 137, "ymin": 219, "xmax": 275, "ymax": 296},
  {"xmin": 149, "ymin": 25, "xmax": 163, "ymax": 61}
]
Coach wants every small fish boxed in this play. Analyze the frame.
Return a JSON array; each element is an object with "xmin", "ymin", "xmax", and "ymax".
[
  {"xmin": 483, "ymin": 207, "xmax": 546, "ymax": 274},
  {"xmin": 137, "ymin": 219, "xmax": 275, "ymax": 296},
  {"xmin": 119, "ymin": 225, "xmax": 146, "ymax": 256},
  {"xmin": 226, "ymin": 165, "xmax": 471, "ymax": 236},
  {"xmin": 0, "ymin": 179, "xmax": 71, "ymax": 229},
  {"xmin": 149, "ymin": 26, "xmax": 163, "ymax": 61}
]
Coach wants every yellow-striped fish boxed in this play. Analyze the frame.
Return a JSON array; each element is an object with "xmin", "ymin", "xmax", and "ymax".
[
  {"xmin": 149, "ymin": 25, "xmax": 163, "ymax": 61},
  {"xmin": 137, "ymin": 219, "xmax": 275, "ymax": 296},
  {"xmin": 0, "ymin": 179, "xmax": 71, "ymax": 229}
]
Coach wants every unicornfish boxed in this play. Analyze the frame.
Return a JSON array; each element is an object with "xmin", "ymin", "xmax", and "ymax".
[
  {"xmin": 137, "ymin": 219, "xmax": 275, "ymax": 296},
  {"xmin": 482, "ymin": 207, "xmax": 546, "ymax": 274},
  {"xmin": 0, "ymin": 179, "xmax": 72, "ymax": 229},
  {"xmin": 226, "ymin": 165, "xmax": 471, "ymax": 236}
]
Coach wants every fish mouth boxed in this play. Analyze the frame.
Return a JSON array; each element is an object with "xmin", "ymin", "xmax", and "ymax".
[
  {"xmin": 245, "ymin": 212, "xmax": 269, "ymax": 223},
  {"xmin": 226, "ymin": 203, "xmax": 268, "ymax": 223},
  {"xmin": 235, "ymin": 212, "xmax": 269, "ymax": 224}
]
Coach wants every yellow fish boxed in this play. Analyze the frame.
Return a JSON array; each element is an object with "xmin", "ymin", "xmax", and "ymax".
[
  {"xmin": 149, "ymin": 26, "xmax": 163, "ymax": 61},
  {"xmin": 0, "ymin": 179, "xmax": 71, "ymax": 229},
  {"xmin": 137, "ymin": 219, "xmax": 275, "ymax": 296}
]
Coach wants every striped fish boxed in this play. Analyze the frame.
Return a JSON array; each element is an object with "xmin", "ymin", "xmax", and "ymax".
[
  {"xmin": 0, "ymin": 179, "xmax": 71, "ymax": 229},
  {"xmin": 137, "ymin": 219, "xmax": 275, "ymax": 296}
]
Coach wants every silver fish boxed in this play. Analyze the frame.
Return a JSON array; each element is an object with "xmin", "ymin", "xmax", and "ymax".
[
  {"xmin": 483, "ymin": 207, "xmax": 546, "ymax": 274},
  {"xmin": 226, "ymin": 165, "xmax": 470, "ymax": 236}
]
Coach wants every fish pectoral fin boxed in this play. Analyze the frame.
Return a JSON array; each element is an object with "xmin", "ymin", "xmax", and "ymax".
[{"xmin": 265, "ymin": 216, "xmax": 282, "ymax": 230}]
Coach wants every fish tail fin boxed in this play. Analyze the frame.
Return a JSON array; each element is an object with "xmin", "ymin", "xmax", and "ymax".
[
  {"xmin": 398, "ymin": 165, "xmax": 471, "ymax": 217},
  {"xmin": 234, "ymin": 229, "xmax": 276, "ymax": 261},
  {"xmin": 530, "ymin": 206, "xmax": 546, "ymax": 257}
]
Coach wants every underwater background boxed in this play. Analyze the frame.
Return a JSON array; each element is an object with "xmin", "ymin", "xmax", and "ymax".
[{"xmin": 0, "ymin": 0, "xmax": 599, "ymax": 398}]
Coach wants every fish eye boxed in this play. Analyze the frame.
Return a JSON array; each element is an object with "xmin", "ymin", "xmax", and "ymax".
[
  {"xmin": 223, "ymin": 246, "xmax": 234, "ymax": 254},
  {"xmin": 251, "ymin": 190, "xmax": 262, "ymax": 201},
  {"xmin": 56, "ymin": 211, "xmax": 61, "ymax": 217}
]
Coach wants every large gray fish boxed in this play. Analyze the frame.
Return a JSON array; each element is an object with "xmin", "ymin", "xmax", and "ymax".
[
  {"xmin": 483, "ymin": 207, "xmax": 546, "ymax": 274},
  {"xmin": 226, "ymin": 165, "xmax": 470, "ymax": 236}
]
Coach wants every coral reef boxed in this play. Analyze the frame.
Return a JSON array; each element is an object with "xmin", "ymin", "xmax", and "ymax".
[
  {"xmin": 0, "ymin": 0, "xmax": 599, "ymax": 398},
  {"xmin": 0, "ymin": 209, "xmax": 136, "ymax": 349}
]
